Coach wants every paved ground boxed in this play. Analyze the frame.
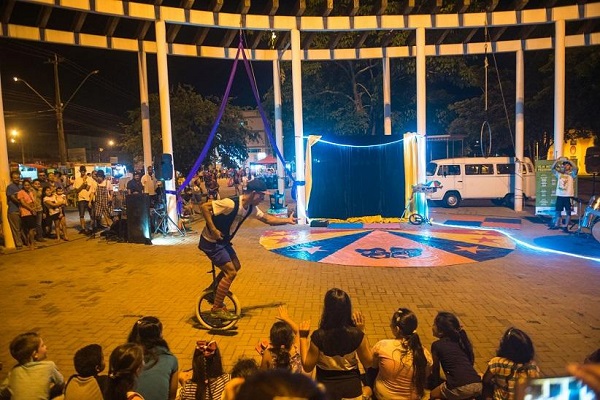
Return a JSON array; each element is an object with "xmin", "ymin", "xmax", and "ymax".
[{"xmin": 1, "ymin": 185, "xmax": 599, "ymax": 383}]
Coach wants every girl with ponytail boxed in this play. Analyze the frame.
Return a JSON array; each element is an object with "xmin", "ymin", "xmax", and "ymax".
[
  {"xmin": 370, "ymin": 308, "xmax": 433, "ymax": 400},
  {"xmin": 260, "ymin": 306, "xmax": 304, "ymax": 374},
  {"xmin": 429, "ymin": 311, "xmax": 482, "ymax": 399},
  {"xmin": 104, "ymin": 343, "xmax": 145, "ymax": 400}
]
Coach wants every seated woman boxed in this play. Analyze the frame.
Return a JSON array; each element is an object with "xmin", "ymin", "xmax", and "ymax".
[
  {"xmin": 298, "ymin": 288, "xmax": 372, "ymax": 400},
  {"xmin": 369, "ymin": 308, "xmax": 432, "ymax": 400}
]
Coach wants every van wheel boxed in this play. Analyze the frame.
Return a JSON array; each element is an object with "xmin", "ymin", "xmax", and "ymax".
[{"xmin": 443, "ymin": 192, "xmax": 461, "ymax": 208}]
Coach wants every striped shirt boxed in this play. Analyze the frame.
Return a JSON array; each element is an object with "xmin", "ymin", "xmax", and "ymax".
[{"xmin": 179, "ymin": 374, "xmax": 230, "ymax": 400}]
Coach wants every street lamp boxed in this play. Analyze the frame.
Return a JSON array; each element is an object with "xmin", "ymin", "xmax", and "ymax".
[
  {"xmin": 10, "ymin": 129, "xmax": 25, "ymax": 165},
  {"xmin": 13, "ymin": 62, "xmax": 99, "ymax": 165}
]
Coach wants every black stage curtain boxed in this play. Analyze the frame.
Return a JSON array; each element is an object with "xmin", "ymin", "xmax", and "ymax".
[{"xmin": 307, "ymin": 135, "xmax": 405, "ymax": 220}]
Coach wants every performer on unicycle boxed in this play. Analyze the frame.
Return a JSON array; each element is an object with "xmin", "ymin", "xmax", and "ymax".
[{"xmin": 198, "ymin": 178, "xmax": 296, "ymax": 321}]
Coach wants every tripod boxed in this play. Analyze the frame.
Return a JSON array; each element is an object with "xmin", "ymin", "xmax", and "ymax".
[{"xmin": 151, "ymin": 206, "xmax": 185, "ymax": 236}]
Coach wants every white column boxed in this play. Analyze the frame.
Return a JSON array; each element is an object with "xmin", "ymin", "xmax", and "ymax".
[
  {"xmin": 416, "ymin": 26, "xmax": 427, "ymax": 184},
  {"xmin": 155, "ymin": 19, "xmax": 178, "ymax": 231},
  {"xmin": 0, "ymin": 74, "xmax": 16, "ymax": 248},
  {"xmin": 138, "ymin": 51, "xmax": 153, "ymax": 170},
  {"xmin": 291, "ymin": 28, "xmax": 307, "ymax": 224},
  {"xmin": 273, "ymin": 59, "xmax": 285, "ymax": 195},
  {"xmin": 554, "ymin": 19, "xmax": 566, "ymax": 159},
  {"xmin": 515, "ymin": 48, "xmax": 525, "ymax": 212},
  {"xmin": 383, "ymin": 53, "xmax": 391, "ymax": 135}
]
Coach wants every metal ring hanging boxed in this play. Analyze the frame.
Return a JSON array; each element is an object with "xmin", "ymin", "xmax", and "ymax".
[{"xmin": 480, "ymin": 120, "xmax": 492, "ymax": 157}]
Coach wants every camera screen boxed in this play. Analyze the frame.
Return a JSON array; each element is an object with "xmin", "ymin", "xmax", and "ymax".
[{"xmin": 523, "ymin": 376, "xmax": 596, "ymax": 400}]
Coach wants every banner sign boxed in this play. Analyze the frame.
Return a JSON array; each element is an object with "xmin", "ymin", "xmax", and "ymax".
[{"xmin": 535, "ymin": 159, "xmax": 578, "ymax": 215}]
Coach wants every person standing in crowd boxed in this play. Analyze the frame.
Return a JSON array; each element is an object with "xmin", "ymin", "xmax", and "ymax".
[
  {"xmin": 6, "ymin": 171, "xmax": 24, "ymax": 249},
  {"xmin": 30, "ymin": 179, "xmax": 46, "ymax": 242},
  {"xmin": 141, "ymin": 165, "xmax": 159, "ymax": 204},
  {"xmin": 17, "ymin": 180, "xmax": 37, "ymax": 250},
  {"xmin": 198, "ymin": 178, "xmax": 296, "ymax": 321},
  {"xmin": 73, "ymin": 166, "xmax": 96, "ymax": 234},
  {"xmin": 93, "ymin": 170, "xmax": 114, "ymax": 230},
  {"xmin": 127, "ymin": 170, "xmax": 144, "ymax": 195},
  {"xmin": 549, "ymin": 157, "xmax": 578, "ymax": 233}
]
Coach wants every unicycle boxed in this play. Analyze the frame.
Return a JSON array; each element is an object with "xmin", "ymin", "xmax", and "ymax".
[
  {"xmin": 196, "ymin": 263, "xmax": 241, "ymax": 330},
  {"xmin": 409, "ymin": 213, "xmax": 432, "ymax": 226}
]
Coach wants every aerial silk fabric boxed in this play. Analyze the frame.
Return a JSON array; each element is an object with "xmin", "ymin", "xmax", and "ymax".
[
  {"xmin": 305, "ymin": 135, "xmax": 405, "ymax": 220},
  {"xmin": 305, "ymin": 135, "xmax": 322, "ymax": 210},
  {"xmin": 403, "ymin": 132, "xmax": 428, "ymax": 218}
]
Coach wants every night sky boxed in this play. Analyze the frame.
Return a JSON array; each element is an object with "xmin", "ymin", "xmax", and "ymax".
[{"xmin": 1, "ymin": 38, "xmax": 273, "ymax": 141}]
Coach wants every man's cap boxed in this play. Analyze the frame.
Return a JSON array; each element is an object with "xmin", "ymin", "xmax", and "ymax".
[
  {"xmin": 246, "ymin": 178, "xmax": 268, "ymax": 193},
  {"xmin": 79, "ymin": 166, "xmax": 87, "ymax": 172}
]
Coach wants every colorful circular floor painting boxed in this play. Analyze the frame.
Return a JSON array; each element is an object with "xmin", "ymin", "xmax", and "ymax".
[{"xmin": 260, "ymin": 225, "xmax": 516, "ymax": 268}]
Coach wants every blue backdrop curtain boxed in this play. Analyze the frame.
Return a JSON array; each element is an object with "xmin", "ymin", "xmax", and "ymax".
[{"xmin": 306, "ymin": 135, "xmax": 405, "ymax": 220}]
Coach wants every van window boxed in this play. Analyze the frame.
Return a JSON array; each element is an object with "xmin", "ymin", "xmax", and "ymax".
[
  {"xmin": 438, "ymin": 165, "xmax": 461, "ymax": 176},
  {"xmin": 426, "ymin": 162, "xmax": 438, "ymax": 176},
  {"xmin": 465, "ymin": 164, "xmax": 494, "ymax": 175},
  {"xmin": 497, "ymin": 164, "xmax": 515, "ymax": 174}
]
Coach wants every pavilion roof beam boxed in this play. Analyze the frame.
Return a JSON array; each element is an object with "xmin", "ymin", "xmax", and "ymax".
[
  {"xmin": 491, "ymin": 26, "xmax": 507, "ymax": 42},
  {"xmin": 1, "ymin": 0, "xmax": 16, "ymax": 25},
  {"xmin": 210, "ymin": 0, "xmax": 223, "ymax": 13},
  {"xmin": 194, "ymin": 27, "xmax": 209, "ymax": 45},
  {"xmin": 264, "ymin": 0, "xmax": 279, "ymax": 16},
  {"xmin": 578, "ymin": 19, "xmax": 598, "ymax": 34},
  {"xmin": 518, "ymin": 24, "xmax": 537, "ymax": 40},
  {"xmin": 348, "ymin": 0, "xmax": 359, "ymax": 17},
  {"xmin": 275, "ymin": 31, "xmax": 290, "ymax": 50},
  {"xmin": 353, "ymin": 31, "xmax": 369, "ymax": 48},
  {"xmin": 166, "ymin": 0, "xmax": 194, "ymax": 43},
  {"xmin": 294, "ymin": 0, "xmax": 306, "ymax": 16},
  {"xmin": 250, "ymin": 30, "xmax": 265, "ymax": 48},
  {"xmin": 135, "ymin": 21, "xmax": 151, "ymax": 40},
  {"xmin": 457, "ymin": 0, "xmax": 471, "ymax": 14},
  {"xmin": 329, "ymin": 32, "xmax": 344, "ymax": 49},
  {"xmin": 302, "ymin": 0, "xmax": 331, "ymax": 49},
  {"xmin": 220, "ymin": 0, "xmax": 250, "ymax": 47},
  {"xmin": 104, "ymin": 16, "xmax": 119, "ymax": 37},
  {"xmin": 379, "ymin": 30, "xmax": 396, "ymax": 48},
  {"xmin": 400, "ymin": 0, "xmax": 416, "ymax": 14},
  {"xmin": 376, "ymin": 0, "xmax": 387, "ymax": 15},
  {"xmin": 72, "ymin": 11, "xmax": 87, "ymax": 33},
  {"xmin": 37, "ymin": 6, "xmax": 52, "ymax": 29}
]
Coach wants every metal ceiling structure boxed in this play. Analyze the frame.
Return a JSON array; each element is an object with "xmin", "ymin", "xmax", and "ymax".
[{"xmin": 1, "ymin": 0, "xmax": 599, "ymax": 60}]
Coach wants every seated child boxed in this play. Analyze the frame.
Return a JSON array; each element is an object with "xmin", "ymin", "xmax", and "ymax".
[
  {"xmin": 64, "ymin": 344, "xmax": 107, "ymax": 400},
  {"xmin": 178, "ymin": 340, "xmax": 230, "ymax": 400},
  {"xmin": 0, "ymin": 332, "xmax": 64, "ymax": 399}
]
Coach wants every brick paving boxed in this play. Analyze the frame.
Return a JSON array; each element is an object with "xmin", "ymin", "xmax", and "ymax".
[{"xmin": 1, "ymin": 189, "xmax": 599, "ymax": 382}]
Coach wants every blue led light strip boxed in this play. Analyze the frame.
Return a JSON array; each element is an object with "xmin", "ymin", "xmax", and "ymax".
[
  {"xmin": 307, "ymin": 137, "xmax": 407, "ymax": 149},
  {"xmin": 432, "ymin": 221, "xmax": 600, "ymax": 264}
]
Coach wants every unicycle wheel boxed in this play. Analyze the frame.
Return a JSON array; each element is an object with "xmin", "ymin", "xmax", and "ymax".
[
  {"xmin": 409, "ymin": 213, "xmax": 424, "ymax": 225},
  {"xmin": 196, "ymin": 290, "xmax": 241, "ymax": 330}
]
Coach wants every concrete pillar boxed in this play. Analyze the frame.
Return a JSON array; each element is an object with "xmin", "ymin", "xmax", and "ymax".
[
  {"xmin": 416, "ymin": 26, "xmax": 427, "ymax": 184},
  {"xmin": 273, "ymin": 59, "xmax": 285, "ymax": 195},
  {"xmin": 383, "ymin": 53, "xmax": 392, "ymax": 135},
  {"xmin": 0, "ymin": 74, "xmax": 16, "ymax": 248},
  {"xmin": 291, "ymin": 28, "xmax": 307, "ymax": 224},
  {"xmin": 515, "ymin": 48, "xmax": 525, "ymax": 212},
  {"xmin": 138, "ymin": 51, "xmax": 153, "ymax": 171},
  {"xmin": 554, "ymin": 19, "xmax": 566, "ymax": 159},
  {"xmin": 155, "ymin": 19, "xmax": 178, "ymax": 231}
]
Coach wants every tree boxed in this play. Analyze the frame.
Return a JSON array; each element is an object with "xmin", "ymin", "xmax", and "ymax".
[{"xmin": 120, "ymin": 84, "xmax": 255, "ymax": 172}]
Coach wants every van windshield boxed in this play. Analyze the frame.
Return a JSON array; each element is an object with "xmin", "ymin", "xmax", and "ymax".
[{"xmin": 426, "ymin": 162, "xmax": 438, "ymax": 176}]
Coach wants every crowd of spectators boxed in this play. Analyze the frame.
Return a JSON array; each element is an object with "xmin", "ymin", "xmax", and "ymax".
[{"xmin": 1, "ymin": 288, "xmax": 598, "ymax": 400}]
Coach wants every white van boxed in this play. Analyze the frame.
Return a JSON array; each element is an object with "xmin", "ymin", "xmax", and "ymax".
[{"xmin": 425, "ymin": 156, "xmax": 536, "ymax": 208}]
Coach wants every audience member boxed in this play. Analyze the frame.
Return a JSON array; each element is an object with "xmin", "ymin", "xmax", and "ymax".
[
  {"xmin": 221, "ymin": 357, "xmax": 259, "ymax": 400},
  {"xmin": 260, "ymin": 305, "xmax": 303, "ymax": 373},
  {"xmin": 482, "ymin": 327, "xmax": 540, "ymax": 400},
  {"xmin": 141, "ymin": 166, "xmax": 159, "ymax": 204},
  {"xmin": 43, "ymin": 186, "xmax": 69, "ymax": 242},
  {"xmin": 369, "ymin": 308, "xmax": 432, "ymax": 400},
  {"xmin": 6, "ymin": 171, "xmax": 24, "ymax": 248},
  {"xmin": 429, "ymin": 311, "xmax": 481, "ymax": 400},
  {"xmin": 235, "ymin": 369, "xmax": 328, "ymax": 400},
  {"xmin": 31, "ymin": 179, "xmax": 47, "ymax": 242},
  {"xmin": 105, "ymin": 343, "xmax": 145, "ymax": 400},
  {"xmin": 17, "ymin": 179, "xmax": 37, "ymax": 250},
  {"xmin": 178, "ymin": 340, "xmax": 230, "ymax": 400},
  {"xmin": 127, "ymin": 171, "xmax": 144, "ymax": 195},
  {"xmin": 74, "ymin": 166, "xmax": 96, "ymax": 234},
  {"xmin": 0, "ymin": 332, "xmax": 64, "ymax": 399},
  {"xmin": 127, "ymin": 316, "xmax": 178, "ymax": 400},
  {"xmin": 298, "ymin": 288, "xmax": 371, "ymax": 400},
  {"xmin": 64, "ymin": 343, "xmax": 108, "ymax": 400},
  {"xmin": 94, "ymin": 170, "xmax": 114, "ymax": 230}
]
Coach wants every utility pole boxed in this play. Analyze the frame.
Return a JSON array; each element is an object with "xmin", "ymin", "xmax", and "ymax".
[
  {"xmin": 51, "ymin": 54, "xmax": 67, "ymax": 165},
  {"xmin": 14, "ymin": 55, "xmax": 98, "ymax": 166}
]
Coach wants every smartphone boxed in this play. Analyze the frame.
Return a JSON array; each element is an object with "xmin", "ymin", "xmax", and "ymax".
[{"xmin": 517, "ymin": 375, "xmax": 596, "ymax": 400}]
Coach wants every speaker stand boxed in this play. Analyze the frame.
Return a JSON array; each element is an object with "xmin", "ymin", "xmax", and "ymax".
[{"xmin": 151, "ymin": 208, "xmax": 185, "ymax": 237}]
